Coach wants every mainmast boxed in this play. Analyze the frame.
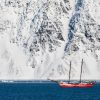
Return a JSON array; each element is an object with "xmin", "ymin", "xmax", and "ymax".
[
  {"xmin": 68, "ymin": 61, "xmax": 72, "ymax": 83},
  {"xmin": 80, "ymin": 59, "xmax": 83, "ymax": 83}
]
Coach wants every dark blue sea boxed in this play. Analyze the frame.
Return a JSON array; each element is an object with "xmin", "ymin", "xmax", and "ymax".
[{"xmin": 0, "ymin": 81, "xmax": 100, "ymax": 100}]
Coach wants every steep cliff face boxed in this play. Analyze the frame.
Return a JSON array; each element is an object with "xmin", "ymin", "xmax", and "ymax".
[
  {"xmin": 63, "ymin": 0, "xmax": 100, "ymax": 80},
  {"xmin": 0, "ymin": 0, "xmax": 100, "ymax": 80}
]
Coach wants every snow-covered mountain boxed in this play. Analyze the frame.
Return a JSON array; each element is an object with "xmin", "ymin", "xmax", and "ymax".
[{"xmin": 0, "ymin": 0, "xmax": 100, "ymax": 80}]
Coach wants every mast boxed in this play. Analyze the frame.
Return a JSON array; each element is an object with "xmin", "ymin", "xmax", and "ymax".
[
  {"xmin": 68, "ymin": 61, "xmax": 71, "ymax": 83},
  {"xmin": 80, "ymin": 59, "xmax": 83, "ymax": 83}
]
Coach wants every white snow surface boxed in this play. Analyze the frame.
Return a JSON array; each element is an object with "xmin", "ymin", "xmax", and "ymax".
[{"xmin": 0, "ymin": 0, "xmax": 100, "ymax": 80}]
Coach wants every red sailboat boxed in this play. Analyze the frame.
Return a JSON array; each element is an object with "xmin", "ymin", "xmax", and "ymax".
[{"xmin": 59, "ymin": 59, "xmax": 95, "ymax": 88}]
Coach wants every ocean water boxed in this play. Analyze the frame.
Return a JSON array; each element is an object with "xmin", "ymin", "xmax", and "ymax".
[{"xmin": 0, "ymin": 81, "xmax": 100, "ymax": 100}]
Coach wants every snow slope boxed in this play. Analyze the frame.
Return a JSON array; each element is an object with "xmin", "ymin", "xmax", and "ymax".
[{"xmin": 0, "ymin": 0, "xmax": 100, "ymax": 80}]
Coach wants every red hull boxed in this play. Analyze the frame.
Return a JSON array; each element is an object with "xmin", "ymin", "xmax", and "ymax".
[{"xmin": 59, "ymin": 82, "xmax": 94, "ymax": 88}]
